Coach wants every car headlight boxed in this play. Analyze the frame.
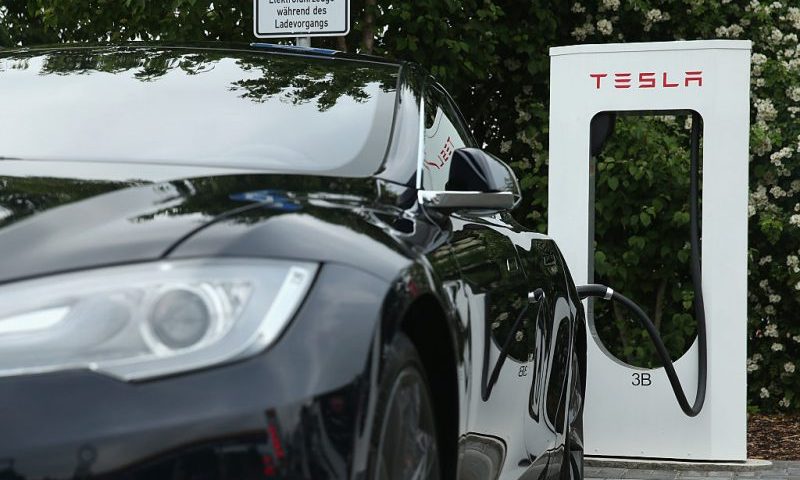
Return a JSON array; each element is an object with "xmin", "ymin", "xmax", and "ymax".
[{"xmin": 0, "ymin": 259, "xmax": 317, "ymax": 381}]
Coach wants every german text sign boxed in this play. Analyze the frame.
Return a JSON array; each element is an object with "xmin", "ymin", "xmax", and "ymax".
[{"xmin": 254, "ymin": 0, "xmax": 350, "ymax": 38}]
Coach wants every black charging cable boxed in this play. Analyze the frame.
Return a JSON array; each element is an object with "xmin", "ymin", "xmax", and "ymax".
[
  {"xmin": 482, "ymin": 288, "xmax": 545, "ymax": 401},
  {"xmin": 577, "ymin": 113, "xmax": 707, "ymax": 417}
]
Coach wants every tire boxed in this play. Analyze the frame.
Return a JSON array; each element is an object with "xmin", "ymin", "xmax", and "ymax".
[{"xmin": 369, "ymin": 333, "xmax": 441, "ymax": 480}]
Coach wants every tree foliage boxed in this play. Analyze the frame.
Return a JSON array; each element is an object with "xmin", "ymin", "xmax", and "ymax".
[{"xmin": 1, "ymin": 0, "xmax": 799, "ymax": 411}]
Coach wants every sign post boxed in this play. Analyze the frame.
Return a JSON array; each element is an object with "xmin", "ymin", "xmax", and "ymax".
[{"xmin": 253, "ymin": 0, "xmax": 350, "ymax": 46}]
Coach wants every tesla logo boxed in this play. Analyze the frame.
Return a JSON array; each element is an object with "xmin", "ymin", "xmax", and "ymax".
[
  {"xmin": 425, "ymin": 136, "xmax": 456, "ymax": 170},
  {"xmin": 590, "ymin": 71, "xmax": 703, "ymax": 90}
]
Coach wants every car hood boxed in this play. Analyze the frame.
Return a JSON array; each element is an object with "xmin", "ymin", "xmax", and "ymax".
[{"xmin": 0, "ymin": 160, "xmax": 383, "ymax": 284}]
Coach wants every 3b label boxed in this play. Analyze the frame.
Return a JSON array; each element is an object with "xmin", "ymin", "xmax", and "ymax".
[{"xmin": 631, "ymin": 372, "xmax": 652, "ymax": 387}]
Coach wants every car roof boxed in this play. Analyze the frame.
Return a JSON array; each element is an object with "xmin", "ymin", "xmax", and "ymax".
[{"xmin": 0, "ymin": 41, "xmax": 406, "ymax": 69}]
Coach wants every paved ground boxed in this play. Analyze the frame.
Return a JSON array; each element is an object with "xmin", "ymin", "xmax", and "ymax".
[{"xmin": 586, "ymin": 461, "xmax": 800, "ymax": 479}]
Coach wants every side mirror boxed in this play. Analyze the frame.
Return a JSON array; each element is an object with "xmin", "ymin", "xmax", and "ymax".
[{"xmin": 418, "ymin": 148, "xmax": 521, "ymax": 210}]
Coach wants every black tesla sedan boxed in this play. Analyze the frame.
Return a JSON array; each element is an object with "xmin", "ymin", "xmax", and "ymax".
[{"xmin": 0, "ymin": 44, "xmax": 586, "ymax": 480}]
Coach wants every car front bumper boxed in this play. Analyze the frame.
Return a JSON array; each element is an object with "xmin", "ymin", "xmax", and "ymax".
[{"xmin": 0, "ymin": 263, "xmax": 388, "ymax": 480}]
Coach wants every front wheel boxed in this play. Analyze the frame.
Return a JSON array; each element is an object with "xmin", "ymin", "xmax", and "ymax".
[{"xmin": 369, "ymin": 333, "xmax": 440, "ymax": 480}]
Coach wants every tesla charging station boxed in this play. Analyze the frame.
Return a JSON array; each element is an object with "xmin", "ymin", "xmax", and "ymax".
[{"xmin": 548, "ymin": 41, "xmax": 751, "ymax": 461}]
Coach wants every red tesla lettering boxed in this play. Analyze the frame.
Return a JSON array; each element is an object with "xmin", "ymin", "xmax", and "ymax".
[
  {"xmin": 591, "ymin": 69, "xmax": 704, "ymax": 90},
  {"xmin": 685, "ymin": 71, "xmax": 703, "ymax": 87},
  {"xmin": 638, "ymin": 72, "xmax": 656, "ymax": 88},
  {"xmin": 662, "ymin": 72, "xmax": 679, "ymax": 88},
  {"xmin": 438, "ymin": 136, "xmax": 455, "ymax": 166},
  {"xmin": 614, "ymin": 73, "xmax": 631, "ymax": 89},
  {"xmin": 425, "ymin": 136, "xmax": 456, "ymax": 170},
  {"xmin": 590, "ymin": 73, "xmax": 608, "ymax": 89}
]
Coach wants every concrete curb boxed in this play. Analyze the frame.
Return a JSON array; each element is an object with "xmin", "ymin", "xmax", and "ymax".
[{"xmin": 585, "ymin": 456, "xmax": 773, "ymax": 471}]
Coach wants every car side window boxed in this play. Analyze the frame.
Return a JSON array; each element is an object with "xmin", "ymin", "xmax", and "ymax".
[{"xmin": 421, "ymin": 83, "xmax": 474, "ymax": 191}]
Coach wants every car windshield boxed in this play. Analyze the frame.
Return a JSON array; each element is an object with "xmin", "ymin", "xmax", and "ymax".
[{"xmin": 0, "ymin": 47, "xmax": 400, "ymax": 176}]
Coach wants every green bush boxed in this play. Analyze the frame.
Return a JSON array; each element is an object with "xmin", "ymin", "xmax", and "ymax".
[{"xmin": 1, "ymin": 0, "xmax": 797, "ymax": 411}]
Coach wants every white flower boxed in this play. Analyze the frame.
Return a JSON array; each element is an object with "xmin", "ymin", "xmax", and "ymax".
[
  {"xmin": 787, "ymin": 255, "xmax": 799, "ymax": 269},
  {"xmin": 760, "ymin": 255, "xmax": 773, "ymax": 265},
  {"xmin": 500, "ymin": 140, "xmax": 512, "ymax": 154},
  {"xmin": 645, "ymin": 9, "xmax": 664, "ymax": 21},
  {"xmin": 753, "ymin": 353, "xmax": 764, "ymax": 361},
  {"xmin": 772, "ymin": 342, "xmax": 785, "ymax": 351},
  {"xmin": 644, "ymin": 9, "xmax": 668, "ymax": 31},
  {"xmin": 779, "ymin": 397, "xmax": 791, "ymax": 408},
  {"xmin": 796, "ymin": 281, "xmax": 800, "ymax": 291},
  {"xmin": 756, "ymin": 98, "xmax": 778, "ymax": 123},
  {"xmin": 771, "ymin": 186, "xmax": 787, "ymax": 198},
  {"xmin": 716, "ymin": 24, "xmax": 744, "ymax": 38},
  {"xmin": 770, "ymin": 28, "xmax": 784, "ymax": 45},
  {"xmin": 752, "ymin": 53, "xmax": 768, "ymax": 66},
  {"xmin": 760, "ymin": 387, "xmax": 770, "ymax": 398},
  {"xmin": 792, "ymin": 335, "xmax": 800, "ymax": 343},
  {"xmin": 785, "ymin": 362, "xmax": 796, "ymax": 374},
  {"xmin": 601, "ymin": 0, "xmax": 620, "ymax": 11},
  {"xmin": 571, "ymin": 2, "xmax": 586, "ymax": 13},
  {"xmin": 747, "ymin": 359, "xmax": 760, "ymax": 372},
  {"xmin": 771, "ymin": 147, "xmax": 793, "ymax": 166},
  {"xmin": 765, "ymin": 323, "xmax": 780, "ymax": 337},
  {"xmin": 791, "ymin": 215, "xmax": 800, "ymax": 227},
  {"xmin": 770, "ymin": 294, "xmax": 782, "ymax": 303},
  {"xmin": 571, "ymin": 22, "xmax": 595, "ymax": 41},
  {"xmin": 788, "ymin": 7, "xmax": 800, "ymax": 30},
  {"xmin": 765, "ymin": 305, "xmax": 776, "ymax": 315},
  {"xmin": 597, "ymin": 19, "xmax": 613, "ymax": 36},
  {"xmin": 760, "ymin": 279, "xmax": 770, "ymax": 290}
]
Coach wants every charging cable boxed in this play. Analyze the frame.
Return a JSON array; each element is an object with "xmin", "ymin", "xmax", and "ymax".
[{"xmin": 576, "ymin": 112, "xmax": 707, "ymax": 417}]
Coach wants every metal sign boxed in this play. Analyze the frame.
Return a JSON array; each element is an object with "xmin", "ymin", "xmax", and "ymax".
[{"xmin": 254, "ymin": 0, "xmax": 350, "ymax": 39}]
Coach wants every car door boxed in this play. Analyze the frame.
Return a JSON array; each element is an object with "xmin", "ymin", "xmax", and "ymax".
[
  {"xmin": 419, "ymin": 82, "xmax": 538, "ymax": 479},
  {"xmin": 514, "ymin": 237, "xmax": 580, "ymax": 479}
]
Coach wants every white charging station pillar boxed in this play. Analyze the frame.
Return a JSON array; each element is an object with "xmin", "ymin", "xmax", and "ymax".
[{"xmin": 548, "ymin": 41, "xmax": 751, "ymax": 461}]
